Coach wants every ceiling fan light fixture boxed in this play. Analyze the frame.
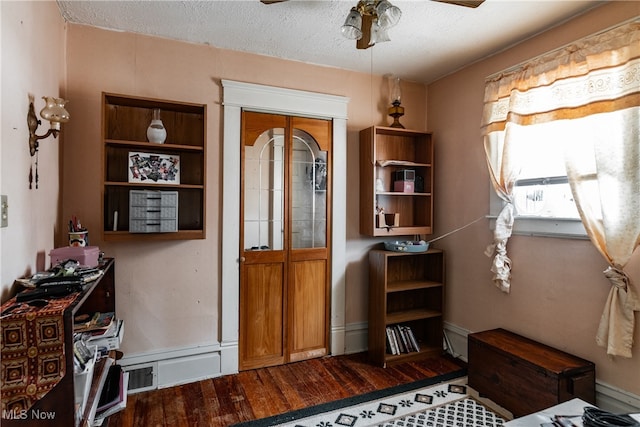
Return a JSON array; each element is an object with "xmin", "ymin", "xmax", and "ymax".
[
  {"xmin": 342, "ymin": 0, "xmax": 401, "ymax": 49},
  {"xmin": 376, "ymin": 0, "xmax": 401, "ymax": 28},
  {"xmin": 370, "ymin": 20, "xmax": 391, "ymax": 44},
  {"xmin": 341, "ymin": 7, "xmax": 363, "ymax": 40}
]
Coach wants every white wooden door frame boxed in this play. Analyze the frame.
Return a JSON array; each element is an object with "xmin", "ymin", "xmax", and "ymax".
[{"xmin": 220, "ymin": 80, "xmax": 349, "ymax": 374}]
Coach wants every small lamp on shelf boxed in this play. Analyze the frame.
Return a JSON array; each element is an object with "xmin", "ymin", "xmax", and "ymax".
[{"xmin": 388, "ymin": 75, "xmax": 404, "ymax": 128}]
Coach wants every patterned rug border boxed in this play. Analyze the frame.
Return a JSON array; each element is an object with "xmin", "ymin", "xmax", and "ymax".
[{"xmin": 231, "ymin": 368, "xmax": 468, "ymax": 427}]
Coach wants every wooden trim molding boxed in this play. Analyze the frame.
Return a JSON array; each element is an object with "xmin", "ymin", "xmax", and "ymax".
[{"xmin": 220, "ymin": 80, "xmax": 349, "ymax": 375}]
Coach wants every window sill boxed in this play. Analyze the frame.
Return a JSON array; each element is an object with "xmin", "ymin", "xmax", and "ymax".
[{"xmin": 488, "ymin": 215, "xmax": 588, "ymax": 239}]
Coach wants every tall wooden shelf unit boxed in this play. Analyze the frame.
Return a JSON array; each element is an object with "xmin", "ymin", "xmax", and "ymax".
[
  {"xmin": 368, "ymin": 248, "xmax": 445, "ymax": 367},
  {"xmin": 102, "ymin": 93, "xmax": 207, "ymax": 241},
  {"xmin": 359, "ymin": 126, "xmax": 433, "ymax": 237},
  {"xmin": 2, "ymin": 259, "xmax": 117, "ymax": 427}
]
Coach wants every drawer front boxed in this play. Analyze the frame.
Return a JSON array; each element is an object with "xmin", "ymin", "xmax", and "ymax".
[
  {"xmin": 469, "ymin": 340, "xmax": 559, "ymax": 417},
  {"xmin": 130, "ymin": 206, "xmax": 177, "ymax": 220},
  {"xmin": 130, "ymin": 190, "xmax": 178, "ymax": 207},
  {"xmin": 130, "ymin": 219, "xmax": 178, "ymax": 233}
]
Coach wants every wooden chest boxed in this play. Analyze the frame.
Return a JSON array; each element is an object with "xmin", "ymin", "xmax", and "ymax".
[{"xmin": 468, "ymin": 328, "xmax": 595, "ymax": 418}]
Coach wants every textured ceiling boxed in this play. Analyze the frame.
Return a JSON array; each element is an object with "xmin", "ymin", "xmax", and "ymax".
[{"xmin": 57, "ymin": 0, "xmax": 603, "ymax": 84}]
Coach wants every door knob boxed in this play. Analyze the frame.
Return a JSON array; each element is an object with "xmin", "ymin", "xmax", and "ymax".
[{"xmin": 239, "ymin": 257, "xmax": 246, "ymax": 263}]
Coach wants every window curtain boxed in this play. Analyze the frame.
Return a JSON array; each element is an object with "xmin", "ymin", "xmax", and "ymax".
[
  {"xmin": 481, "ymin": 19, "xmax": 640, "ymax": 356},
  {"xmin": 482, "ymin": 128, "xmax": 517, "ymax": 293}
]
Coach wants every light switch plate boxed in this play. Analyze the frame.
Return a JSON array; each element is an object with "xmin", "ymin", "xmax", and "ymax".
[{"xmin": 1, "ymin": 195, "xmax": 8, "ymax": 228}]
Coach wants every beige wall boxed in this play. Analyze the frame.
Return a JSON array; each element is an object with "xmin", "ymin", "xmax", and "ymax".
[
  {"xmin": 0, "ymin": 1, "xmax": 66, "ymax": 299},
  {"xmin": 62, "ymin": 24, "xmax": 427, "ymax": 354},
  {"xmin": 428, "ymin": 2, "xmax": 640, "ymax": 394}
]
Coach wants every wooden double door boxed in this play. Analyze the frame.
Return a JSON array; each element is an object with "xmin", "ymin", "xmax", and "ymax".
[{"xmin": 239, "ymin": 111, "xmax": 332, "ymax": 371}]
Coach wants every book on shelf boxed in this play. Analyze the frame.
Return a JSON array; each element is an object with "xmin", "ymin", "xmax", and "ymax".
[
  {"xmin": 74, "ymin": 311, "xmax": 115, "ymax": 333},
  {"xmin": 86, "ymin": 317, "xmax": 119, "ymax": 339},
  {"xmin": 73, "ymin": 335, "xmax": 95, "ymax": 370},
  {"xmin": 96, "ymin": 365, "xmax": 123, "ymax": 413},
  {"xmin": 405, "ymin": 326, "xmax": 420, "ymax": 352},
  {"xmin": 386, "ymin": 324, "xmax": 420, "ymax": 355},
  {"xmin": 94, "ymin": 371, "xmax": 129, "ymax": 425},
  {"xmin": 83, "ymin": 357, "xmax": 115, "ymax": 425},
  {"xmin": 86, "ymin": 318, "xmax": 124, "ymax": 351},
  {"xmin": 386, "ymin": 327, "xmax": 398, "ymax": 355},
  {"xmin": 396, "ymin": 325, "xmax": 410, "ymax": 353}
]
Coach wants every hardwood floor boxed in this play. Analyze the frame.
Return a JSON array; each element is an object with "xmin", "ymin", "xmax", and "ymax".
[{"xmin": 106, "ymin": 352, "xmax": 465, "ymax": 427}]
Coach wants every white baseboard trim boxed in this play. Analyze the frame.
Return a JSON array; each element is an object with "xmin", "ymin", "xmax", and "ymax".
[
  {"xmin": 344, "ymin": 321, "xmax": 368, "ymax": 355},
  {"xmin": 443, "ymin": 321, "xmax": 470, "ymax": 361},
  {"xmin": 120, "ymin": 343, "xmax": 222, "ymax": 391},
  {"xmin": 441, "ymin": 322, "xmax": 640, "ymax": 413},
  {"xmin": 331, "ymin": 324, "xmax": 347, "ymax": 356},
  {"xmin": 120, "ymin": 343, "xmax": 220, "ymax": 366},
  {"xmin": 596, "ymin": 381, "xmax": 640, "ymax": 413},
  {"xmin": 220, "ymin": 339, "xmax": 239, "ymax": 376},
  {"xmin": 157, "ymin": 351, "xmax": 220, "ymax": 389}
]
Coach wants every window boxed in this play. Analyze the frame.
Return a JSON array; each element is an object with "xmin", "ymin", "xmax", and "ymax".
[{"xmin": 487, "ymin": 120, "xmax": 586, "ymax": 239}]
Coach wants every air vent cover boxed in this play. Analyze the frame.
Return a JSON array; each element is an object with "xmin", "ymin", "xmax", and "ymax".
[{"xmin": 125, "ymin": 363, "xmax": 157, "ymax": 394}]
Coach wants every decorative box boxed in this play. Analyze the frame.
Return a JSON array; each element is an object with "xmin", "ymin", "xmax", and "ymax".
[
  {"xmin": 393, "ymin": 181, "xmax": 414, "ymax": 193},
  {"xmin": 393, "ymin": 169, "xmax": 415, "ymax": 182},
  {"xmin": 50, "ymin": 246, "xmax": 100, "ymax": 268}
]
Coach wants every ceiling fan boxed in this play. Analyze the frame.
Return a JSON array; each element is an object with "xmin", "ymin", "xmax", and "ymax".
[
  {"xmin": 260, "ymin": 0, "xmax": 485, "ymax": 49},
  {"xmin": 260, "ymin": 0, "xmax": 484, "ymax": 5},
  {"xmin": 432, "ymin": 1, "xmax": 484, "ymax": 7}
]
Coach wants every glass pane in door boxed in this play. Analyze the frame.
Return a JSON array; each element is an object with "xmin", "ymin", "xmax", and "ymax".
[
  {"xmin": 291, "ymin": 130, "xmax": 327, "ymax": 249},
  {"xmin": 244, "ymin": 128, "xmax": 285, "ymax": 251}
]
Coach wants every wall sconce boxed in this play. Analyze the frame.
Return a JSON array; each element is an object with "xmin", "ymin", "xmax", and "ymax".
[{"xmin": 27, "ymin": 94, "xmax": 70, "ymax": 156}]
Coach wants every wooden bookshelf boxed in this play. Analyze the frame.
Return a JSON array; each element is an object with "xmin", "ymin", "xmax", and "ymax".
[
  {"xmin": 368, "ymin": 248, "xmax": 445, "ymax": 367},
  {"xmin": 1, "ymin": 259, "xmax": 119, "ymax": 427}
]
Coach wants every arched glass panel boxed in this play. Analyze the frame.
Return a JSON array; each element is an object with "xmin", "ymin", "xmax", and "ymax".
[
  {"xmin": 244, "ymin": 128, "xmax": 285, "ymax": 251},
  {"xmin": 291, "ymin": 129, "xmax": 327, "ymax": 249}
]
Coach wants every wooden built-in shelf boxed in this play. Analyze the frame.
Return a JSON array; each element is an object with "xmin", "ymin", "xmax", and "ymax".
[
  {"xmin": 360, "ymin": 126, "xmax": 434, "ymax": 237},
  {"xmin": 102, "ymin": 92, "xmax": 207, "ymax": 241}
]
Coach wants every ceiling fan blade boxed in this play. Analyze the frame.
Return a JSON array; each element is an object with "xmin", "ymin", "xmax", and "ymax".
[
  {"xmin": 260, "ymin": 0, "xmax": 288, "ymax": 4},
  {"xmin": 433, "ymin": 0, "xmax": 485, "ymax": 8}
]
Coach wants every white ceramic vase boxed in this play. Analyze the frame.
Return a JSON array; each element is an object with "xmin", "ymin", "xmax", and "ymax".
[{"xmin": 147, "ymin": 108, "xmax": 167, "ymax": 144}]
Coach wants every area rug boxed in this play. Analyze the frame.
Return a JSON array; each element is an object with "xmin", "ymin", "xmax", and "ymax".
[{"xmin": 232, "ymin": 369, "xmax": 507, "ymax": 427}]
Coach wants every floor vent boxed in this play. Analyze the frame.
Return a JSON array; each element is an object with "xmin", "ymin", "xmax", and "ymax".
[{"xmin": 125, "ymin": 362, "xmax": 157, "ymax": 394}]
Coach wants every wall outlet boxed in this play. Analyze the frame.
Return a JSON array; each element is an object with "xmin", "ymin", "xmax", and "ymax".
[{"xmin": 1, "ymin": 195, "xmax": 8, "ymax": 228}]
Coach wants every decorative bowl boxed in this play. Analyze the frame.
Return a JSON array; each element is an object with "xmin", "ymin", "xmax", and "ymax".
[{"xmin": 384, "ymin": 241, "xmax": 430, "ymax": 253}]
